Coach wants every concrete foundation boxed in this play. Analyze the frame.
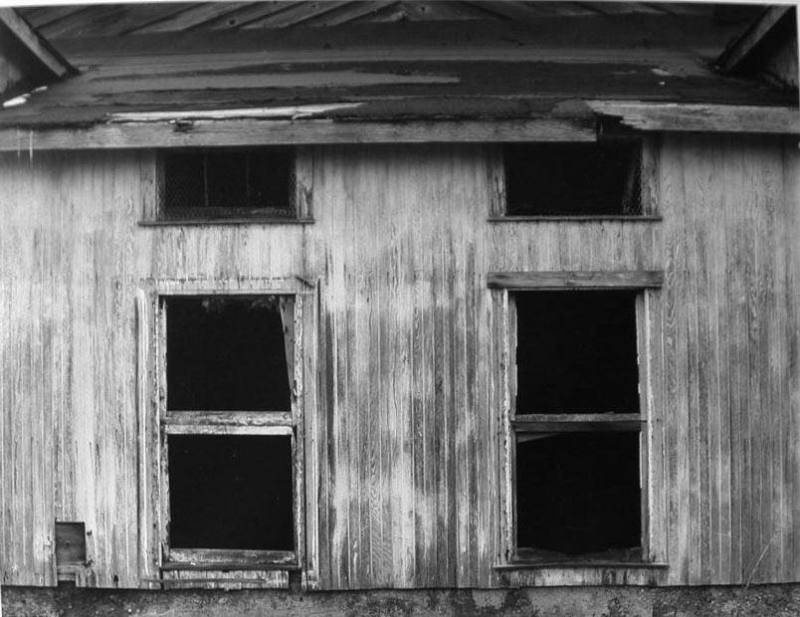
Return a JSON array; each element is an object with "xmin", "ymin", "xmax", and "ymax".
[{"xmin": 5, "ymin": 584, "xmax": 800, "ymax": 617}]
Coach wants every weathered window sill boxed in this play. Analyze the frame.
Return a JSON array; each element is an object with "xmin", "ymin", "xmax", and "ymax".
[
  {"xmin": 494, "ymin": 561, "xmax": 669, "ymax": 570},
  {"xmin": 487, "ymin": 215, "xmax": 662, "ymax": 223},
  {"xmin": 139, "ymin": 218, "xmax": 315, "ymax": 227},
  {"xmin": 161, "ymin": 562, "xmax": 301, "ymax": 572}
]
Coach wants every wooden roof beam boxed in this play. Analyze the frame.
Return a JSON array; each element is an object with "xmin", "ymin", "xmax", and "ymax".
[
  {"xmin": 0, "ymin": 118, "xmax": 596, "ymax": 152},
  {"xmin": 716, "ymin": 5, "xmax": 794, "ymax": 73},
  {"xmin": 0, "ymin": 8, "xmax": 73, "ymax": 80}
]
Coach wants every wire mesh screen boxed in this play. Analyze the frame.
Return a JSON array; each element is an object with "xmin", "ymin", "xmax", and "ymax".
[{"xmin": 162, "ymin": 148, "xmax": 295, "ymax": 219}]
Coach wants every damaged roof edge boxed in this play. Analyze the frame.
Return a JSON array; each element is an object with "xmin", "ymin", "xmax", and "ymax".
[
  {"xmin": 0, "ymin": 102, "xmax": 797, "ymax": 152},
  {"xmin": 0, "ymin": 118, "xmax": 598, "ymax": 151},
  {"xmin": 588, "ymin": 101, "xmax": 800, "ymax": 135}
]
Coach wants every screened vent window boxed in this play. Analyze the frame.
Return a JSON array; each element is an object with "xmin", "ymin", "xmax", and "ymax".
[
  {"xmin": 504, "ymin": 142, "xmax": 642, "ymax": 216},
  {"xmin": 161, "ymin": 148, "xmax": 295, "ymax": 220},
  {"xmin": 511, "ymin": 290, "xmax": 644, "ymax": 562},
  {"xmin": 161, "ymin": 294, "xmax": 299, "ymax": 567}
]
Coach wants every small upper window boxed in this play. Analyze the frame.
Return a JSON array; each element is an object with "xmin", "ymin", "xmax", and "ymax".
[
  {"xmin": 504, "ymin": 142, "xmax": 642, "ymax": 216},
  {"xmin": 160, "ymin": 148, "xmax": 295, "ymax": 221}
]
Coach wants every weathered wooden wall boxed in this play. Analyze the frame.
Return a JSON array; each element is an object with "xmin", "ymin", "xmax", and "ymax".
[
  {"xmin": 658, "ymin": 134, "xmax": 800, "ymax": 585},
  {"xmin": 1, "ymin": 136, "xmax": 798, "ymax": 590}
]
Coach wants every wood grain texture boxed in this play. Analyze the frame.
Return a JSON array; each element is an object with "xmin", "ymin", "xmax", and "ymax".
[
  {"xmin": 1, "ymin": 136, "xmax": 799, "ymax": 590},
  {"xmin": 0, "ymin": 119, "xmax": 595, "ymax": 152},
  {"xmin": 487, "ymin": 270, "xmax": 663, "ymax": 289},
  {"xmin": 0, "ymin": 150, "xmax": 313, "ymax": 588},
  {"xmin": 657, "ymin": 134, "xmax": 800, "ymax": 585}
]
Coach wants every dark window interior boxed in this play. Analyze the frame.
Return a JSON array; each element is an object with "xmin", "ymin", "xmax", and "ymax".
[
  {"xmin": 516, "ymin": 431, "xmax": 640, "ymax": 556},
  {"xmin": 505, "ymin": 142, "xmax": 641, "ymax": 216},
  {"xmin": 168, "ymin": 434, "xmax": 293, "ymax": 551},
  {"xmin": 515, "ymin": 291, "xmax": 639, "ymax": 413},
  {"xmin": 162, "ymin": 148, "xmax": 294, "ymax": 219},
  {"xmin": 166, "ymin": 296, "xmax": 291, "ymax": 411}
]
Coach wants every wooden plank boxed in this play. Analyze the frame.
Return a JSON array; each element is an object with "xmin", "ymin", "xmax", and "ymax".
[
  {"xmin": 716, "ymin": 6, "xmax": 793, "ymax": 72},
  {"xmin": 487, "ymin": 270, "xmax": 664, "ymax": 290},
  {"xmin": 589, "ymin": 102, "xmax": 800, "ymax": 135},
  {"xmin": 165, "ymin": 548, "xmax": 298, "ymax": 568},
  {"xmin": 128, "ymin": 3, "xmax": 251, "ymax": 33},
  {"xmin": 784, "ymin": 137, "xmax": 800, "ymax": 581},
  {"xmin": 160, "ymin": 569, "xmax": 289, "ymax": 589},
  {"xmin": 164, "ymin": 422, "xmax": 293, "ymax": 435},
  {"xmin": 294, "ymin": 1, "xmax": 396, "ymax": 27},
  {"xmin": 139, "ymin": 218, "xmax": 315, "ymax": 227},
  {"xmin": 240, "ymin": 1, "xmax": 355, "ymax": 29},
  {"xmin": 658, "ymin": 134, "xmax": 688, "ymax": 585},
  {"xmin": 495, "ymin": 561, "xmax": 669, "ymax": 570},
  {"xmin": 164, "ymin": 411, "xmax": 294, "ymax": 427},
  {"xmin": 488, "ymin": 215, "xmax": 662, "ymax": 223},
  {"xmin": 0, "ymin": 119, "xmax": 595, "ymax": 151},
  {"xmin": 515, "ymin": 413, "xmax": 641, "ymax": 422},
  {"xmin": 512, "ymin": 418, "xmax": 643, "ymax": 433},
  {"xmin": 201, "ymin": 2, "xmax": 303, "ymax": 30}
]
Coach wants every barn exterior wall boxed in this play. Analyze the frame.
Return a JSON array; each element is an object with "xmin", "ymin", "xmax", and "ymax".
[{"xmin": 1, "ymin": 136, "xmax": 798, "ymax": 591}]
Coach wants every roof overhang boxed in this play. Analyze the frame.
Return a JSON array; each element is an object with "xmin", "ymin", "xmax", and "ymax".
[{"xmin": 0, "ymin": 101, "xmax": 797, "ymax": 152}]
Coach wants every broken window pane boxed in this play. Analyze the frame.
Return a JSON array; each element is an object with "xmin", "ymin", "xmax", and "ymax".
[
  {"xmin": 516, "ymin": 431, "xmax": 640, "ymax": 556},
  {"xmin": 168, "ymin": 434, "xmax": 293, "ymax": 551},
  {"xmin": 515, "ymin": 291, "xmax": 639, "ymax": 413},
  {"xmin": 162, "ymin": 148, "xmax": 294, "ymax": 219},
  {"xmin": 166, "ymin": 296, "xmax": 291, "ymax": 411},
  {"xmin": 505, "ymin": 142, "xmax": 641, "ymax": 215}
]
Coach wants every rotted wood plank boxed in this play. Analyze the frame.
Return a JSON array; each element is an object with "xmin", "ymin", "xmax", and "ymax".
[{"xmin": 589, "ymin": 102, "xmax": 800, "ymax": 135}]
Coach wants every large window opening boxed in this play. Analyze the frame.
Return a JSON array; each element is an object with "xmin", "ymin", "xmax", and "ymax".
[
  {"xmin": 511, "ymin": 290, "xmax": 644, "ymax": 562},
  {"xmin": 161, "ymin": 293, "xmax": 298, "ymax": 566}
]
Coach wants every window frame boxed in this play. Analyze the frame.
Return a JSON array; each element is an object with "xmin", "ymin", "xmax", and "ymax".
[
  {"xmin": 158, "ymin": 290, "xmax": 303, "ymax": 570},
  {"xmin": 136, "ymin": 278, "xmax": 317, "ymax": 589},
  {"xmin": 140, "ymin": 147, "xmax": 314, "ymax": 226},
  {"xmin": 492, "ymin": 271, "xmax": 665, "ymax": 571},
  {"xmin": 487, "ymin": 137, "xmax": 661, "ymax": 222}
]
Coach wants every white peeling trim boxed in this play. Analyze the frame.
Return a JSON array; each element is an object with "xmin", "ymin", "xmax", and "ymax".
[
  {"xmin": 2, "ymin": 95, "xmax": 29, "ymax": 108},
  {"xmin": 110, "ymin": 103, "xmax": 364, "ymax": 123}
]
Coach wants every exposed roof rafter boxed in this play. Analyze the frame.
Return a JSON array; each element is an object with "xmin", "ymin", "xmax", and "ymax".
[
  {"xmin": 716, "ymin": 5, "xmax": 794, "ymax": 73},
  {"xmin": 0, "ymin": 8, "xmax": 74, "ymax": 79}
]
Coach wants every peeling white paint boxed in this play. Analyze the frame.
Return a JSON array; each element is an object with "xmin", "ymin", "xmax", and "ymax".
[
  {"xmin": 110, "ymin": 103, "xmax": 364, "ymax": 122},
  {"xmin": 2, "ymin": 95, "xmax": 28, "ymax": 108}
]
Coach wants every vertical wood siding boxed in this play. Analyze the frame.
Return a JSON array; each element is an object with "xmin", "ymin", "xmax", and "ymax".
[
  {"xmin": 1, "ymin": 137, "xmax": 799, "ymax": 589},
  {"xmin": 307, "ymin": 145, "xmax": 661, "ymax": 588},
  {"xmin": 658, "ymin": 134, "xmax": 800, "ymax": 585},
  {"xmin": 0, "ymin": 151, "xmax": 307, "ymax": 587}
]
